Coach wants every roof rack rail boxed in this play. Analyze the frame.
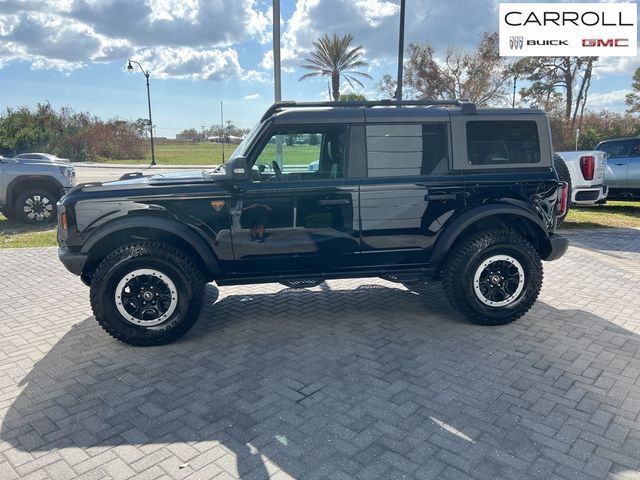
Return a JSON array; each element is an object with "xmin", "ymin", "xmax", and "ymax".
[{"xmin": 260, "ymin": 99, "xmax": 476, "ymax": 121}]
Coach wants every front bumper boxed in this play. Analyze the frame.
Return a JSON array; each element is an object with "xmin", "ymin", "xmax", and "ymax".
[
  {"xmin": 58, "ymin": 247, "xmax": 87, "ymax": 276},
  {"xmin": 542, "ymin": 234, "xmax": 569, "ymax": 262}
]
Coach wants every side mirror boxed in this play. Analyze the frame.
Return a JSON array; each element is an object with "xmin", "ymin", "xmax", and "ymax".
[{"xmin": 225, "ymin": 156, "xmax": 250, "ymax": 182}]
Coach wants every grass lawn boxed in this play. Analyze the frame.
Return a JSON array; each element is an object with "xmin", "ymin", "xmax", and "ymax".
[
  {"xmin": 96, "ymin": 142, "xmax": 321, "ymax": 167},
  {"xmin": 0, "ymin": 213, "xmax": 57, "ymax": 248},
  {"xmin": 562, "ymin": 200, "xmax": 640, "ymax": 229}
]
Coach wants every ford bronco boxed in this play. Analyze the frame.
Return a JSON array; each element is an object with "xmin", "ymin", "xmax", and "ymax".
[{"xmin": 57, "ymin": 100, "xmax": 569, "ymax": 346}]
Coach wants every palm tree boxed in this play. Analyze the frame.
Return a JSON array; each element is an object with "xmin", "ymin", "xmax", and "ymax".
[{"xmin": 299, "ymin": 33, "xmax": 372, "ymax": 101}]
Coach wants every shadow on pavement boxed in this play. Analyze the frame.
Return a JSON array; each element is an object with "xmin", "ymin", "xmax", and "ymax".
[
  {"xmin": 562, "ymin": 227, "xmax": 640, "ymax": 254},
  {"xmin": 2, "ymin": 283, "xmax": 640, "ymax": 479}
]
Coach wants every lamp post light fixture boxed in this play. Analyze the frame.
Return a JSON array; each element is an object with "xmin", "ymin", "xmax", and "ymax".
[{"xmin": 127, "ymin": 59, "xmax": 156, "ymax": 166}]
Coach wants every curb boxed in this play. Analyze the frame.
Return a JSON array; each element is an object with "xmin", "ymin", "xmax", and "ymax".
[{"xmin": 73, "ymin": 163, "xmax": 206, "ymax": 170}]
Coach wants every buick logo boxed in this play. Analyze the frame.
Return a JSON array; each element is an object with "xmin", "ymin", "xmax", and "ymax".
[{"xmin": 510, "ymin": 36, "xmax": 524, "ymax": 50}]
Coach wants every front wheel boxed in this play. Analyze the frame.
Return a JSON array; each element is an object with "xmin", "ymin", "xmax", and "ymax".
[
  {"xmin": 442, "ymin": 231, "xmax": 543, "ymax": 325},
  {"xmin": 90, "ymin": 242, "xmax": 206, "ymax": 346},
  {"xmin": 15, "ymin": 189, "xmax": 58, "ymax": 224}
]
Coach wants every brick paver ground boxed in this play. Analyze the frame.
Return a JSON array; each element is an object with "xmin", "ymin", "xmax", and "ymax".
[{"xmin": 0, "ymin": 228, "xmax": 639, "ymax": 479}]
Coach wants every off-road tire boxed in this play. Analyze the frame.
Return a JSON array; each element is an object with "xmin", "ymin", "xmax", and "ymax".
[
  {"xmin": 553, "ymin": 155, "xmax": 571, "ymax": 224},
  {"xmin": 442, "ymin": 230, "xmax": 543, "ymax": 326},
  {"xmin": 90, "ymin": 241, "xmax": 206, "ymax": 346},
  {"xmin": 15, "ymin": 189, "xmax": 58, "ymax": 224}
]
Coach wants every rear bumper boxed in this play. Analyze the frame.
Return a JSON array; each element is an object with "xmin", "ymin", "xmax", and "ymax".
[
  {"xmin": 542, "ymin": 234, "xmax": 569, "ymax": 262},
  {"xmin": 58, "ymin": 247, "xmax": 87, "ymax": 276},
  {"xmin": 571, "ymin": 185, "xmax": 608, "ymax": 205}
]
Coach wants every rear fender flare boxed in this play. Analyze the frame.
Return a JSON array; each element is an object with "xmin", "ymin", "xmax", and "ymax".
[{"xmin": 430, "ymin": 204, "xmax": 548, "ymax": 266}]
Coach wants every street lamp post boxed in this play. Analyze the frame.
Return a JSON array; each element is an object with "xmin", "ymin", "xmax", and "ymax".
[{"xmin": 127, "ymin": 59, "xmax": 156, "ymax": 166}]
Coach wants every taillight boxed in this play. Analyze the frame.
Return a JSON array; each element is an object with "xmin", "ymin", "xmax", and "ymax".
[
  {"xmin": 60, "ymin": 211, "xmax": 68, "ymax": 231},
  {"xmin": 580, "ymin": 155, "xmax": 595, "ymax": 180},
  {"xmin": 557, "ymin": 183, "xmax": 569, "ymax": 217}
]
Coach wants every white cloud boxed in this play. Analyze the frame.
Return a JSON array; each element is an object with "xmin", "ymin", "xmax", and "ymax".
[
  {"xmin": 133, "ymin": 47, "xmax": 239, "ymax": 81},
  {"xmin": 586, "ymin": 89, "xmax": 631, "ymax": 111},
  {"xmin": 595, "ymin": 52, "xmax": 640, "ymax": 76},
  {"xmin": 0, "ymin": 0, "xmax": 271, "ymax": 80},
  {"xmin": 244, "ymin": 93, "xmax": 260, "ymax": 100}
]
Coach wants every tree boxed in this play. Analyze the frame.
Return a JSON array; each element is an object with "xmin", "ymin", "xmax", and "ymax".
[
  {"xmin": 625, "ymin": 67, "xmax": 640, "ymax": 114},
  {"xmin": 513, "ymin": 56, "xmax": 597, "ymax": 129},
  {"xmin": 377, "ymin": 33, "xmax": 513, "ymax": 106},
  {"xmin": 176, "ymin": 128, "xmax": 200, "ymax": 142},
  {"xmin": 299, "ymin": 33, "xmax": 372, "ymax": 101},
  {"xmin": 339, "ymin": 93, "xmax": 367, "ymax": 101}
]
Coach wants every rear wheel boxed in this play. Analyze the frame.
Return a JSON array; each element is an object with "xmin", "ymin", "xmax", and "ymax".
[
  {"xmin": 442, "ymin": 231, "xmax": 543, "ymax": 325},
  {"xmin": 15, "ymin": 189, "xmax": 58, "ymax": 224},
  {"xmin": 90, "ymin": 242, "xmax": 206, "ymax": 346}
]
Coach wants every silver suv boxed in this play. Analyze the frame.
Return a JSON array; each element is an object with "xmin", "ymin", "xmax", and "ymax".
[{"xmin": 0, "ymin": 153, "xmax": 76, "ymax": 223}]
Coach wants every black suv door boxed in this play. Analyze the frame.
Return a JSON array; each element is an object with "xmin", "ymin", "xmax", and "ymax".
[
  {"xmin": 228, "ymin": 125, "xmax": 360, "ymax": 274},
  {"xmin": 359, "ymin": 121, "xmax": 465, "ymax": 267}
]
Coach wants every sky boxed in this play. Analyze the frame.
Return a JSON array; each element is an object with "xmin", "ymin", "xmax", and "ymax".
[{"xmin": 0, "ymin": 0, "xmax": 638, "ymax": 138}]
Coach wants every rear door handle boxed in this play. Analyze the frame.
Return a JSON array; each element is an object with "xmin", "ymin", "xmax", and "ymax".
[
  {"xmin": 425, "ymin": 193, "xmax": 457, "ymax": 201},
  {"xmin": 319, "ymin": 199, "xmax": 350, "ymax": 206}
]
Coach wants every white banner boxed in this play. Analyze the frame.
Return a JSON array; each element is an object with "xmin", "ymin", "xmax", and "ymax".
[{"xmin": 499, "ymin": 2, "xmax": 637, "ymax": 56}]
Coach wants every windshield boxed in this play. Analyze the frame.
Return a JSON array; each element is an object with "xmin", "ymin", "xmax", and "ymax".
[{"xmin": 227, "ymin": 122, "xmax": 262, "ymax": 162}]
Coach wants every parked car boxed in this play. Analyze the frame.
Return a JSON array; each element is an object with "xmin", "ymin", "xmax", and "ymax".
[
  {"xmin": 13, "ymin": 152, "xmax": 71, "ymax": 164},
  {"xmin": 0, "ymin": 153, "xmax": 76, "ymax": 223},
  {"xmin": 554, "ymin": 150, "xmax": 608, "ymax": 207},
  {"xmin": 595, "ymin": 137, "xmax": 640, "ymax": 199},
  {"xmin": 57, "ymin": 100, "xmax": 568, "ymax": 346}
]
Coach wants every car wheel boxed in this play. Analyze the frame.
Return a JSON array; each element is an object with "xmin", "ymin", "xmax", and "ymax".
[
  {"xmin": 553, "ymin": 155, "xmax": 571, "ymax": 225},
  {"xmin": 15, "ymin": 189, "xmax": 58, "ymax": 224},
  {"xmin": 442, "ymin": 230, "xmax": 543, "ymax": 325},
  {"xmin": 90, "ymin": 242, "xmax": 206, "ymax": 346}
]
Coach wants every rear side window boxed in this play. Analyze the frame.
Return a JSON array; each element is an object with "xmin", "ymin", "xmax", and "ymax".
[
  {"xmin": 597, "ymin": 140, "xmax": 634, "ymax": 158},
  {"xmin": 467, "ymin": 121, "xmax": 540, "ymax": 165},
  {"xmin": 365, "ymin": 123, "xmax": 449, "ymax": 177}
]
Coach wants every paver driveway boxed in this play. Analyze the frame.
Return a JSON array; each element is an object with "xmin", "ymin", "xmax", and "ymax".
[{"xmin": 0, "ymin": 229, "xmax": 639, "ymax": 480}]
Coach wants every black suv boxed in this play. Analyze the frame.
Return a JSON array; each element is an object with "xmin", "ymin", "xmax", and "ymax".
[{"xmin": 57, "ymin": 100, "xmax": 569, "ymax": 346}]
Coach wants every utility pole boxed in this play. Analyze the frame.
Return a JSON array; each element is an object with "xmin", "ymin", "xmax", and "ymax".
[
  {"xmin": 127, "ymin": 59, "xmax": 156, "ymax": 166},
  {"xmin": 273, "ymin": 0, "xmax": 283, "ymax": 166},
  {"xmin": 201, "ymin": 125, "xmax": 205, "ymax": 143},
  {"xmin": 273, "ymin": 0, "xmax": 281, "ymax": 102},
  {"xmin": 395, "ymin": 0, "xmax": 406, "ymax": 102},
  {"xmin": 512, "ymin": 75, "xmax": 517, "ymax": 108},
  {"xmin": 220, "ymin": 101, "xmax": 225, "ymax": 163}
]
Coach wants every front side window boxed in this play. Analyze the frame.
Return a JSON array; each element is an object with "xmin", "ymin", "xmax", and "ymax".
[
  {"xmin": 252, "ymin": 127, "xmax": 348, "ymax": 181},
  {"xmin": 467, "ymin": 121, "xmax": 540, "ymax": 165},
  {"xmin": 366, "ymin": 123, "xmax": 449, "ymax": 177}
]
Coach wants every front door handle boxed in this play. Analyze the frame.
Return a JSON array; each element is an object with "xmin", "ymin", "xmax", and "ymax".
[
  {"xmin": 425, "ymin": 193, "xmax": 457, "ymax": 201},
  {"xmin": 319, "ymin": 199, "xmax": 350, "ymax": 206}
]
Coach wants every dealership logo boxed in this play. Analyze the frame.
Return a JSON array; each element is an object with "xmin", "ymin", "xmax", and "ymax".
[
  {"xmin": 499, "ymin": 3, "xmax": 637, "ymax": 57},
  {"xmin": 509, "ymin": 36, "xmax": 524, "ymax": 50},
  {"xmin": 582, "ymin": 38, "xmax": 629, "ymax": 47}
]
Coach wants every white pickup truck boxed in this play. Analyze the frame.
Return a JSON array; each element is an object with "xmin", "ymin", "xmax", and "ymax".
[{"xmin": 554, "ymin": 151, "xmax": 608, "ymax": 205}]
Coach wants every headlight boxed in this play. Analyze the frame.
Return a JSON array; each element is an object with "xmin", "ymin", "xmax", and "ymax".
[{"xmin": 59, "ymin": 166, "xmax": 76, "ymax": 183}]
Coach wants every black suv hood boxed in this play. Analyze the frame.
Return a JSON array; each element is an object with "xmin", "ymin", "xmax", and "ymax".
[{"xmin": 104, "ymin": 169, "xmax": 223, "ymax": 186}]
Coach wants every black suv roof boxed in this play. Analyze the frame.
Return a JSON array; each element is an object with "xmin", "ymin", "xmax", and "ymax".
[{"xmin": 263, "ymin": 100, "xmax": 545, "ymax": 125}]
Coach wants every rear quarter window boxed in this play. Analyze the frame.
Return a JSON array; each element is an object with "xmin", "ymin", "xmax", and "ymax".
[{"xmin": 466, "ymin": 121, "xmax": 540, "ymax": 165}]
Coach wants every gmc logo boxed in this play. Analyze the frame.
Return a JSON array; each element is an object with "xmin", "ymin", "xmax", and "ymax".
[{"xmin": 582, "ymin": 38, "xmax": 629, "ymax": 47}]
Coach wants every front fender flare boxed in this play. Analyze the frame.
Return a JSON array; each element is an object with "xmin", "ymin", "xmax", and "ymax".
[{"xmin": 81, "ymin": 216, "xmax": 221, "ymax": 277}]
